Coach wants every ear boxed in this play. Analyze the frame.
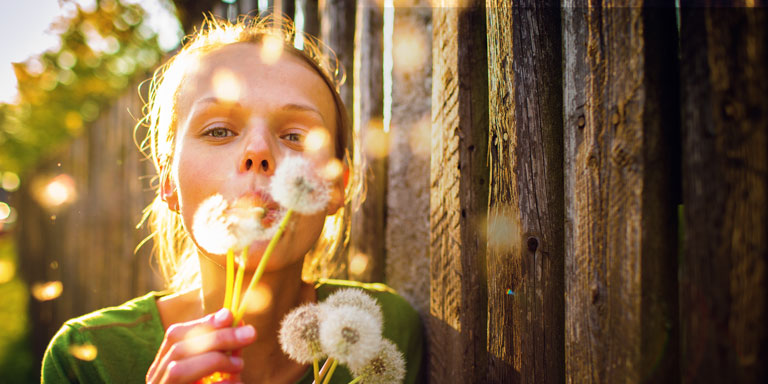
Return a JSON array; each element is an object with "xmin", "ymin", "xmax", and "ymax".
[
  {"xmin": 325, "ymin": 164, "xmax": 348, "ymax": 215},
  {"xmin": 160, "ymin": 172, "xmax": 179, "ymax": 212}
]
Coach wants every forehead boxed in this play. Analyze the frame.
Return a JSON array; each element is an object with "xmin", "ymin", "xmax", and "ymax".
[{"xmin": 176, "ymin": 42, "xmax": 338, "ymax": 132}]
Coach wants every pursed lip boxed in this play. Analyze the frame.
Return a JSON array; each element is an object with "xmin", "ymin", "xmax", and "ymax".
[{"xmin": 238, "ymin": 190, "xmax": 281, "ymax": 227}]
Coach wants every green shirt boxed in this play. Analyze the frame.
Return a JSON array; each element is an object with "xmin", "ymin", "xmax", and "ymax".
[{"xmin": 42, "ymin": 279, "xmax": 424, "ymax": 383}]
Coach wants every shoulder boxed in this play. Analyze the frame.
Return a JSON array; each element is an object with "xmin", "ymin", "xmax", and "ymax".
[
  {"xmin": 314, "ymin": 279, "xmax": 425, "ymax": 384},
  {"xmin": 42, "ymin": 292, "xmax": 167, "ymax": 383}
]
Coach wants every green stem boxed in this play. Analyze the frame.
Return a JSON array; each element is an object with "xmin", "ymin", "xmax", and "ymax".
[
  {"xmin": 223, "ymin": 248, "xmax": 234, "ymax": 310},
  {"xmin": 347, "ymin": 376, "xmax": 364, "ymax": 384},
  {"xmin": 233, "ymin": 209, "xmax": 294, "ymax": 325},
  {"xmin": 230, "ymin": 246, "xmax": 247, "ymax": 319},
  {"xmin": 313, "ymin": 358, "xmax": 320, "ymax": 383},
  {"xmin": 321, "ymin": 359, "xmax": 338, "ymax": 384}
]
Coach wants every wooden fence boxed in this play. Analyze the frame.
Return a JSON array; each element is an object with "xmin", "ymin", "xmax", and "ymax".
[{"xmin": 17, "ymin": 1, "xmax": 767, "ymax": 383}]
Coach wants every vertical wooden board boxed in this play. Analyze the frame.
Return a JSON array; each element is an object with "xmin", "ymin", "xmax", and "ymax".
[
  {"xmin": 386, "ymin": 1, "xmax": 432, "ymax": 315},
  {"xmin": 320, "ymin": 0, "xmax": 356, "ymax": 118},
  {"xmin": 486, "ymin": 1, "xmax": 564, "ymax": 383},
  {"xmin": 298, "ymin": 0, "xmax": 320, "ymax": 37},
  {"xmin": 679, "ymin": 5, "xmax": 768, "ymax": 383},
  {"xmin": 429, "ymin": 2, "xmax": 489, "ymax": 383},
  {"xmin": 350, "ymin": 0, "xmax": 386, "ymax": 283},
  {"xmin": 563, "ymin": 1, "xmax": 679, "ymax": 382}
]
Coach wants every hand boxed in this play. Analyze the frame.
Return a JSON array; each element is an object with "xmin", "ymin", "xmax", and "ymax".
[{"xmin": 146, "ymin": 308, "xmax": 256, "ymax": 384}]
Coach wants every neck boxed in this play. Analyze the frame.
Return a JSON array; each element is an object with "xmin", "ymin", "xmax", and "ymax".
[{"xmin": 198, "ymin": 253, "xmax": 316, "ymax": 382}]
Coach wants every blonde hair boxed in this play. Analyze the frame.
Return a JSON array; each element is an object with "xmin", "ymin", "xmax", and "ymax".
[{"xmin": 135, "ymin": 14, "xmax": 361, "ymax": 291}]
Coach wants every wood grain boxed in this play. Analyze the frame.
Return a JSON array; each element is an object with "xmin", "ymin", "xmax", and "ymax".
[
  {"xmin": 679, "ymin": 5, "xmax": 768, "ymax": 383},
  {"xmin": 486, "ymin": 1, "xmax": 564, "ymax": 382},
  {"xmin": 429, "ymin": 2, "xmax": 489, "ymax": 382},
  {"xmin": 562, "ymin": 1, "xmax": 679, "ymax": 382}
]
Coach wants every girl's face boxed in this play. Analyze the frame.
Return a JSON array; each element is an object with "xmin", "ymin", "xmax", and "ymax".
[{"xmin": 168, "ymin": 42, "xmax": 342, "ymax": 271}]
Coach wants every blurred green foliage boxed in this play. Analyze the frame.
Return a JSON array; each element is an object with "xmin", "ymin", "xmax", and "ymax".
[
  {"xmin": 0, "ymin": 0, "xmax": 167, "ymax": 176},
  {"xmin": 0, "ymin": 236, "xmax": 34, "ymax": 383}
]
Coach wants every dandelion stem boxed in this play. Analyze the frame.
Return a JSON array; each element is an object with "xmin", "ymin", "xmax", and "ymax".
[
  {"xmin": 347, "ymin": 376, "xmax": 364, "ymax": 384},
  {"xmin": 313, "ymin": 357, "xmax": 335, "ymax": 384},
  {"xmin": 321, "ymin": 359, "xmax": 338, "ymax": 384},
  {"xmin": 231, "ymin": 247, "xmax": 247, "ymax": 318},
  {"xmin": 233, "ymin": 209, "xmax": 294, "ymax": 325},
  {"xmin": 313, "ymin": 358, "xmax": 320, "ymax": 383},
  {"xmin": 223, "ymin": 248, "xmax": 234, "ymax": 310}
]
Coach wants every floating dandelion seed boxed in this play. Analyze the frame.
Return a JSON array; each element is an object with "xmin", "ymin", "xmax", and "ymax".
[
  {"xmin": 324, "ymin": 288, "xmax": 383, "ymax": 326},
  {"xmin": 32, "ymin": 281, "xmax": 63, "ymax": 301},
  {"xmin": 69, "ymin": 343, "xmax": 98, "ymax": 361},
  {"xmin": 279, "ymin": 303, "xmax": 325, "ymax": 364},
  {"xmin": 319, "ymin": 305, "xmax": 383, "ymax": 370},
  {"xmin": 350, "ymin": 339, "xmax": 406, "ymax": 384},
  {"xmin": 270, "ymin": 156, "xmax": 330, "ymax": 214},
  {"xmin": 212, "ymin": 68, "xmax": 242, "ymax": 103}
]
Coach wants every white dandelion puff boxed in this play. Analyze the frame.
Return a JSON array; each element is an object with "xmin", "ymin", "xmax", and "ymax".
[
  {"xmin": 351, "ymin": 339, "xmax": 406, "ymax": 384},
  {"xmin": 192, "ymin": 194, "xmax": 237, "ymax": 254},
  {"xmin": 192, "ymin": 194, "xmax": 278, "ymax": 254},
  {"xmin": 226, "ymin": 196, "xmax": 280, "ymax": 247},
  {"xmin": 324, "ymin": 288, "xmax": 383, "ymax": 326},
  {"xmin": 279, "ymin": 303, "xmax": 325, "ymax": 363},
  {"xmin": 319, "ymin": 305, "xmax": 382, "ymax": 370},
  {"xmin": 270, "ymin": 156, "xmax": 330, "ymax": 214}
]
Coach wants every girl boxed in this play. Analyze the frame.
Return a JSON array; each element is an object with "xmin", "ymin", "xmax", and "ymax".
[{"xmin": 42, "ymin": 15, "xmax": 423, "ymax": 384}]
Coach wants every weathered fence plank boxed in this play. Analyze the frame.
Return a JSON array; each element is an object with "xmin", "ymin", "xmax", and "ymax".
[
  {"xmin": 385, "ymin": 1, "xmax": 432, "ymax": 314},
  {"xmin": 428, "ymin": 1, "xmax": 489, "ymax": 382},
  {"xmin": 562, "ymin": 2, "xmax": 679, "ymax": 382},
  {"xmin": 486, "ymin": 1, "xmax": 564, "ymax": 382},
  {"xmin": 679, "ymin": 4, "xmax": 768, "ymax": 383},
  {"xmin": 320, "ymin": 0, "xmax": 356, "ymax": 117},
  {"xmin": 350, "ymin": 0, "xmax": 386, "ymax": 283}
]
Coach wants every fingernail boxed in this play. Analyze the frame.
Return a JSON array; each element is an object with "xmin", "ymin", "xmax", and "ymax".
[
  {"xmin": 214, "ymin": 308, "xmax": 228, "ymax": 324},
  {"xmin": 235, "ymin": 325, "xmax": 255, "ymax": 341},
  {"xmin": 230, "ymin": 356, "xmax": 243, "ymax": 368}
]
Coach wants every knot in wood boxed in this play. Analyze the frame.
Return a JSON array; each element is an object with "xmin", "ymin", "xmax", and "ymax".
[
  {"xmin": 591, "ymin": 283, "xmax": 599, "ymax": 303},
  {"xmin": 527, "ymin": 237, "xmax": 539, "ymax": 252},
  {"xmin": 611, "ymin": 142, "xmax": 631, "ymax": 168},
  {"xmin": 577, "ymin": 115, "xmax": 586, "ymax": 129},
  {"xmin": 611, "ymin": 112, "xmax": 620, "ymax": 125}
]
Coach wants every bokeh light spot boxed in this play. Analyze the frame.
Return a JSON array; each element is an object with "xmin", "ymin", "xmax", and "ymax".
[
  {"xmin": 33, "ymin": 174, "xmax": 77, "ymax": 211},
  {"xmin": 0, "ymin": 202, "xmax": 10, "ymax": 221},
  {"xmin": 305, "ymin": 128, "xmax": 330, "ymax": 153},
  {"xmin": 0, "ymin": 259, "xmax": 16, "ymax": 284},
  {"xmin": 243, "ymin": 283, "xmax": 273, "ymax": 314},
  {"xmin": 212, "ymin": 68, "xmax": 242, "ymax": 103},
  {"xmin": 260, "ymin": 33, "xmax": 284, "ymax": 65},
  {"xmin": 408, "ymin": 114, "xmax": 432, "ymax": 158},
  {"xmin": 393, "ymin": 22, "xmax": 428, "ymax": 75},
  {"xmin": 486, "ymin": 213, "xmax": 520, "ymax": 254},
  {"xmin": 364, "ymin": 122, "xmax": 389, "ymax": 159},
  {"xmin": 322, "ymin": 159, "xmax": 344, "ymax": 181},
  {"xmin": 1, "ymin": 172, "xmax": 21, "ymax": 192},
  {"xmin": 32, "ymin": 281, "xmax": 63, "ymax": 301},
  {"xmin": 65, "ymin": 111, "xmax": 84, "ymax": 135},
  {"xmin": 69, "ymin": 344, "xmax": 98, "ymax": 361},
  {"xmin": 349, "ymin": 253, "xmax": 370, "ymax": 276}
]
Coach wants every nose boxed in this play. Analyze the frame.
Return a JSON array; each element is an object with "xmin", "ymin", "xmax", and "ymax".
[{"xmin": 240, "ymin": 128, "xmax": 275, "ymax": 175}]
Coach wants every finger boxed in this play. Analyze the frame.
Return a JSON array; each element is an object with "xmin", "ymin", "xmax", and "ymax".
[
  {"xmin": 167, "ymin": 325, "xmax": 256, "ymax": 360},
  {"xmin": 147, "ymin": 309, "xmax": 233, "ymax": 382},
  {"xmin": 162, "ymin": 352, "xmax": 244, "ymax": 384}
]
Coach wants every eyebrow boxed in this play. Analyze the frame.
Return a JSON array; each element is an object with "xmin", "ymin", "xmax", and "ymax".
[{"xmin": 193, "ymin": 97, "xmax": 326, "ymax": 123}]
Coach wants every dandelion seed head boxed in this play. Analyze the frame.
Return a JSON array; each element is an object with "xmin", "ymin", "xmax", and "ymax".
[
  {"xmin": 192, "ymin": 194, "xmax": 237, "ymax": 254},
  {"xmin": 279, "ymin": 303, "xmax": 324, "ymax": 363},
  {"xmin": 319, "ymin": 305, "xmax": 382, "ymax": 369},
  {"xmin": 324, "ymin": 288, "xmax": 383, "ymax": 326},
  {"xmin": 351, "ymin": 339, "xmax": 406, "ymax": 384},
  {"xmin": 226, "ymin": 196, "xmax": 279, "ymax": 247},
  {"xmin": 270, "ymin": 156, "xmax": 330, "ymax": 214}
]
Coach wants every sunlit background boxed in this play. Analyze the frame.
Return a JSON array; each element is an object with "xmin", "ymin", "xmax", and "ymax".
[{"xmin": 0, "ymin": 0, "xmax": 182, "ymax": 380}]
